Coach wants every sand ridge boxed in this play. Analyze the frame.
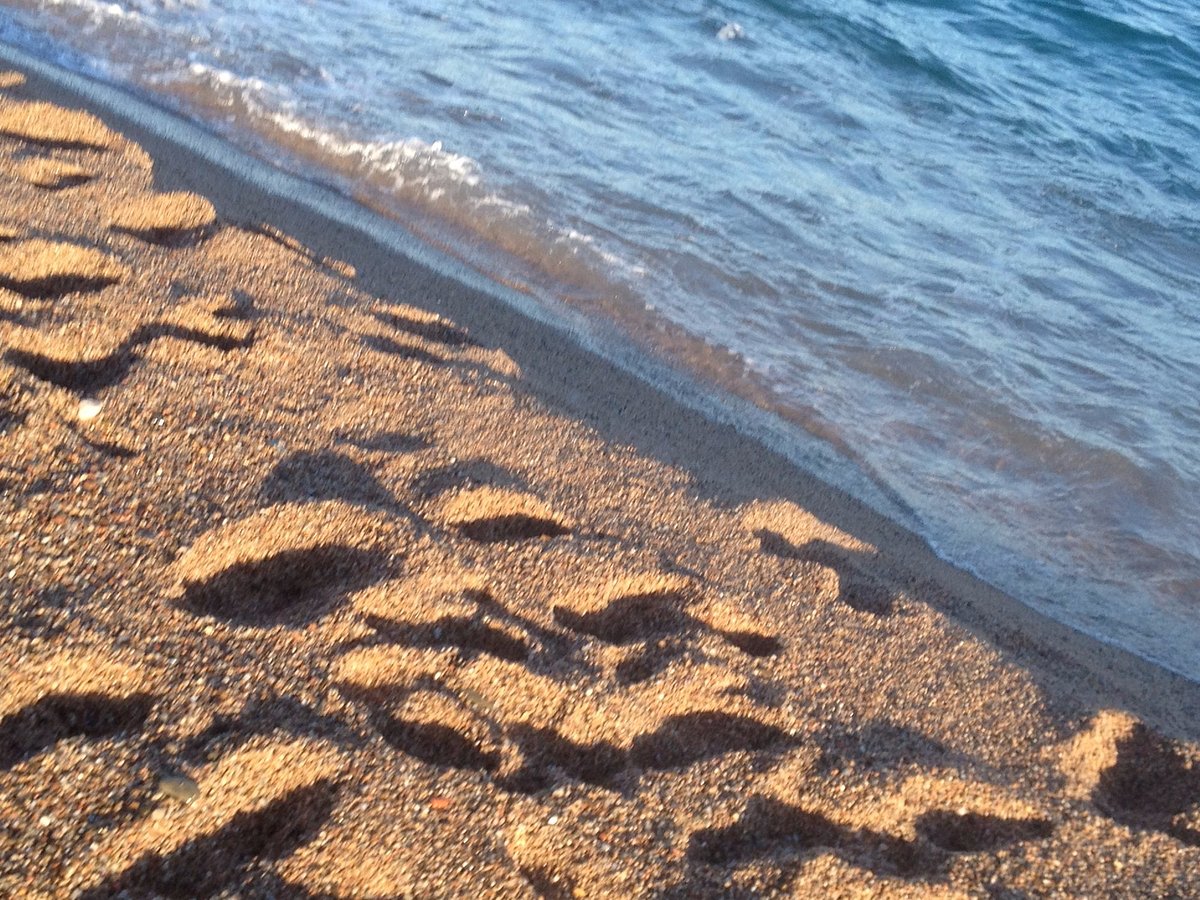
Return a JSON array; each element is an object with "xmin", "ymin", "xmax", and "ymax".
[
  {"xmin": 107, "ymin": 190, "xmax": 216, "ymax": 243},
  {"xmin": 10, "ymin": 156, "xmax": 94, "ymax": 190},
  {"xmin": 0, "ymin": 99, "xmax": 120, "ymax": 151},
  {"xmin": 0, "ymin": 238, "xmax": 128, "ymax": 300},
  {"xmin": 1, "ymin": 71, "xmax": 1199, "ymax": 897}
]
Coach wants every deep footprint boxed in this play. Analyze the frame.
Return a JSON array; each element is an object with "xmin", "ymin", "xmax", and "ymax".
[
  {"xmin": 915, "ymin": 810, "xmax": 1054, "ymax": 853},
  {"xmin": 441, "ymin": 486, "xmax": 571, "ymax": 542},
  {"xmin": 108, "ymin": 191, "xmax": 217, "ymax": 244},
  {"xmin": 81, "ymin": 780, "xmax": 337, "ymax": 898},
  {"xmin": 341, "ymin": 685, "xmax": 501, "ymax": 772},
  {"xmin": 4, "ymin": 345, "xmax": 135, "ymax": 393},
  {"xmin": 755, "ymin": 529, "xmax": 896, "ymax": 616},
  {"xmin": 553, "ymin": 589, "xmax": 691, "ymax": 645},
  {"xmin": 687, "ymin": 795, "xmax": 927, "ymax": 877},
  {"xmin": 552, "ymin": 575, "xmax": 692, "ymax": 645},
  {"xmin": 504, "ymin": 724, "xmax": 627, "ymax": 791},
  {"xmin": 261, "ymin": 449, "xmax": 395, "ymax": 507},
  {"xmin": 1096, "ymin": 721, "xmax": 1200, "ymax": 846},
  {"xmin": 687, "ymin": 797, "xmax": 843, "ymax": 865},
  {"xmin": 178, "ymin": 544, "xmax": 386, "ymax": 625},
  {"xmin": 628, "ymin": 711, "xmax": 795, "ymax": 770},
  {"xmin": 0, "ymin": 691, "xmax": 154, "ymax": 770},
  {"xmin": 365, "ymin": 613, "xmax": 531, "ymax": 662},
  {"xmin": 0, "ymin": 239, "xmax": 127, "ymax": 299}
]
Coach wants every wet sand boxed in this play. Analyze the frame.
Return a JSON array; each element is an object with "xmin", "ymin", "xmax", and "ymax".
[{"xmin": 1, "ymin": 60, "xmax": 1199, "ymax": 898}]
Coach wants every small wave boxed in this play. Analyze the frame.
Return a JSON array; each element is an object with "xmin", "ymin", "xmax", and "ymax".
[
  {"xmin": 1042, "ymin": 0, "xmax": 1193, "ymax": 50},
  {"xmin": 263, "ymin": 109, "xmax": 482, "ymax": 193},
  {"xmin": 41, "ymin": 0, "xmax": 143, "ymax": 22},
  {"xmin": 154, "ymin": 58, "xmax": 653, "ymax": 316},
  {"xmin": 183, "ymin": 61, "xmax": 272, "ymax": 98},
  {"xmin": 161, "ymin": 62, "xmax": 484, "ymax": 201}
]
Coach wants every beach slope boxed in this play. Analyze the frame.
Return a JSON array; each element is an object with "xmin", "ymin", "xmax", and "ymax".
[{"xmin": 1, "ymin": 65, "xmax": 1199, "ymax": 898}]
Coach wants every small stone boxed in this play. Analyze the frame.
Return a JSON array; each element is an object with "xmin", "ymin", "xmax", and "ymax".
[
  {"xmin": 78, "ymin": 399, "xmax": 102, "ymax": 421},
  {"xmin": 38, "ymin": 815, "xmax": 52, "ymax": 827},
  {"xmin": 158, "ymin": 774, "xmax": 200, "ymax": 804},
  {"xmin": 429, "ymin": 796, "xmax": 452, "ymax": 811}
]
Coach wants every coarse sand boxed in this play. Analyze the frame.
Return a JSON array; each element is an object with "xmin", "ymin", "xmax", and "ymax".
[{"xmin": 1, "ymin": 66, "xmax": 1199, "ymax": 898}]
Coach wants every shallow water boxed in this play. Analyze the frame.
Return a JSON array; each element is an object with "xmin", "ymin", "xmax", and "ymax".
[{"xmin": 2, "ymin": 0, "xmax": 1198, "ymax": 676}]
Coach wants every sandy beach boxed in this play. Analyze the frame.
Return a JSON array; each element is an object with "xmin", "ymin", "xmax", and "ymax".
[{"xmin": 1, "ymin": 57, "xmax": 1199, "ymax": 898}]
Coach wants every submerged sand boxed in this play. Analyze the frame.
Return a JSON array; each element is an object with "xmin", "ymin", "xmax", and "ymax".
[{"xmin": 0, "ymin": 65, "xmax": 1198, "ymax": 898}]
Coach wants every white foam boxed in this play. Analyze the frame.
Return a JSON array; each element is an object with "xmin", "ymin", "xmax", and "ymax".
[
  {"xmin": 479, "ymin": 194, "xmax": 533, "ymax": 217},
  {"xmin": 41, "ymin": 0, "xmax": 143, "ymax": 23},
  {"xmin": 170, "ymin": 65, "xmax": 485, "ymax": 202},
  {"xmin": 185, "ymin": 61, "xmax": 271, "ymax": 97},
  {"xmin": 263, "ymin": 108, "xmax": 483, "ymax": 193}
]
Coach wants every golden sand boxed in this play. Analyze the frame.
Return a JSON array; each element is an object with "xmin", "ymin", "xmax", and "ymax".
[{"xmin": 1, "ymin": 70, "xmax": 1198, "ymax": 898}]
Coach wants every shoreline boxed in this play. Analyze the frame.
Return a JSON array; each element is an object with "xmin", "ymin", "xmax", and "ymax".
[
  {"xmin": 2, "ymin": 44, "xmax": 1199, "ymax": 897},
  {"xmin": 3, "ymin": 40, "xmax": 1194, "ymax": 724}
]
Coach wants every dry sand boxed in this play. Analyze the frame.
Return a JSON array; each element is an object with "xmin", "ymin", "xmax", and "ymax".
[{"xmin": 1, "ymin": 63, "xmax": 1198, "ymax": 899}]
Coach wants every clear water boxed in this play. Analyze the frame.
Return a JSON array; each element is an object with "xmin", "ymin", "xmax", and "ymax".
[{"xmin": 2, "ymin": 0, "xmax": 1198, "ymax": 676}]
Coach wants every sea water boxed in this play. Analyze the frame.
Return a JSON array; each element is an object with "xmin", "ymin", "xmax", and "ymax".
[{"xmin": 1, "ymin": 0, "xmax": 1197, "ymax": 677}]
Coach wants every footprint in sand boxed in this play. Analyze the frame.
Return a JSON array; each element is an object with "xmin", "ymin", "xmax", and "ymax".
[
  {"xmin": 438, "ymin": 485, "xmax": 573, "ymax": 542},
  {"xmin": 1061, "ymin": 710, "xmax": 1200, "ymax": 846},
  {"xmin": 108, "ymin": 190, "xmax": 217, "ymax": 244},
  {"xmin": 551, "ymin": 573, "xmax": 694, "ymax": 644},
  {"xmin": 4, "ymin": 322, "xmax": 138, "ymax": 394},
  {"xmin": 78, "ymin": 737, "xmax": 344, "ymax": 897},
  {"xmin": 0, "ymin": 650, "xmax": 159, "ymax": 771},
  {"xmin": 686, "ymin": 796, "xmax": 907, "ymax": 868},
  {"xmin": 152, "ymin": 294, "xmax": 256, "ymax": 351},
  {"xmin": 168, "ymin": 500, "xmax": 403, "ymax": 626},
  {"xmin": 335, "ymin": 631, "xmax": 793, "ymax": 793},
  {"xmin": 744, "ymin": 499, "xmax": 898, "ymax": 617},
  {"xmin": 0, "ymin": 238, "xmax": 127, "ymax": 301},
  {"xmin": 261, "ymin": 448, "xmax": 398, "ymax": 508},
  {"xmin": 4, "ymin": 293, "xmax": 255, "ymax": 399},
  {"xmin": 11, "ymin": 157, "xmax": 95, "ymax": 190},
  {"xmin": 364, "ymin": 301, "xmax": 522, "ymax": 379},
  {"xmin": 0, "ymin": 100, "xmax": 121, "ymax": 152},
  {"xmin": 353, "ymin": 572, "xmax": 532, "ymax": 663},
  {"xmin": 317, "ymin": 478, "xmax": 791, "ymax": 794},
  {"xmin": 685, "ymin": 775, "xmax": 1053, "ymax": 879},
  {"xmin": 552, "ymin": 572, "xmax": 781, "ymax": 662}
]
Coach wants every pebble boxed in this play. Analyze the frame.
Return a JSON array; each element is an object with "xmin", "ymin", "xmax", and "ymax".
[
  {"xmin": 459, "ymin": 686, "xmax": 498, "ymax": 719},
  {"xmin": 78, "ymin": 399, "xmax": 103, "ymax": 421},
  {"xmin": 158, "ymin": 774, "xmax": 200, "ymax": 804}
]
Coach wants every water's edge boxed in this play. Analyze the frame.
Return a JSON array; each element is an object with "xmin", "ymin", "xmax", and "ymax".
[{"xmin": 3, "ymin": 39, "xmax": 1197, "ymax": 694}]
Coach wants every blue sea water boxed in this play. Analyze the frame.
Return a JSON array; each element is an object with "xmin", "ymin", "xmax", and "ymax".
[{"xmin": 1, "ymin": 0, "xmax": 1198, "ymax": 676}]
